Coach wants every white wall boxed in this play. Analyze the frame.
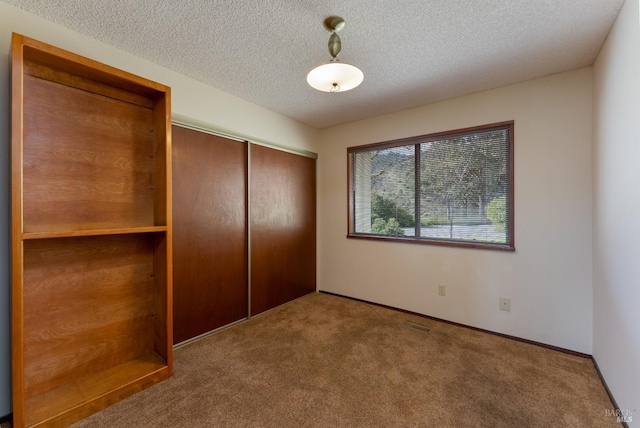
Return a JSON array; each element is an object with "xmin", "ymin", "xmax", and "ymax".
[
  {"xmin": 0, "ymin": 2, "xmax": 320, "ymax": 416},
  {"xmin": 593, "ymin": 0, "xmax": 640, "ymax": 420},
  {"xmin": 318, "ymin": 68, "xmax": 594, "ymax": 354}
]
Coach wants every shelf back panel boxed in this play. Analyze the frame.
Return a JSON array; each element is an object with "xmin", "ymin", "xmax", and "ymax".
[
  {"xmin": 22, "ymin": 74, "xmax": 158, "ymax": 233},
  {"xmin": 22, "ymin": 234, "xmax": 159, "ymax": 399}
]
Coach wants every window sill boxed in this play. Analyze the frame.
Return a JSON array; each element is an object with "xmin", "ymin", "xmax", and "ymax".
[{"xmin": 347, "ymin": 233, "xmax": 515, "ymax": 252}]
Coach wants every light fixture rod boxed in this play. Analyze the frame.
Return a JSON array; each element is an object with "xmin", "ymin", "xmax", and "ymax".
[{"xmin": 328, "ymin": 32, "xmax": 341, "ymax": 58}]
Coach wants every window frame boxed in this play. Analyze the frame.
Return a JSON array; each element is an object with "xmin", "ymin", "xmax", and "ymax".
[{"xmin": 347, "ymin": 121, "xmax": 515, "ymax": 251}]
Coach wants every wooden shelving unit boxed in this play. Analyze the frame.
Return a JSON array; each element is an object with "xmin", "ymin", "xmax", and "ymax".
[{"xmin": 11, "ymin": 33, "xmax": 173, "ymax": 427}]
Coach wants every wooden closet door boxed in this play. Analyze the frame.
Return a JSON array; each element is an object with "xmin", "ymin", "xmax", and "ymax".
[
  {"xmin": 172, "ymin": 126, "xmax": 247, "ymax": 344},
  {"xmin": 250, "ymin": 145, "xmax": 316, "ymax": 315}
]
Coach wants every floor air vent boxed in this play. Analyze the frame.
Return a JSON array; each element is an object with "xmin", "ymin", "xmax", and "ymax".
[{"xmin": 404, "ymin": 321, "xmax": 431, "ymax": 332}]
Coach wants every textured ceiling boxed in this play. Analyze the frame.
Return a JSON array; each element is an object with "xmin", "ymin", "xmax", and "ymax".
[{"xmin": 4, "ymin": 0, "xmax": 623, "ymax": 129}]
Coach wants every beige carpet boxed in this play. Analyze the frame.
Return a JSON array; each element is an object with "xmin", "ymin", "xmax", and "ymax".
[{"xmin": 72, "ymin": 292, "xmax": 617, "ymax": 427}]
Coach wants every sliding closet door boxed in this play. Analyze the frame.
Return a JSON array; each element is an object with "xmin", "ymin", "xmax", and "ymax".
[
  {"xmin": 172, "ymin": 125, "xmax": 247, "ymax": 344},
  {"xmin": 250, "ymin": 145, "xmax": 316, "ymax": 315}
]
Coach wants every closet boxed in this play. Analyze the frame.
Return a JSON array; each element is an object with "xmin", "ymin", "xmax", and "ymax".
[
  {"xmin": 250, "ymin": 144, "xmax": 316, "ymax": 315},
  {"xmin": 172, "ymin": 126, "xmax": 248, "ymax": 344},
  {"xmin": 172, "ymin": 125, "xmax": 316, "ymax": 343}
]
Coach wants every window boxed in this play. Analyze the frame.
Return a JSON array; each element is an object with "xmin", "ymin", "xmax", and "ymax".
[{"xmin": 347, "ymin": 121, "xmax": 514, "ymax": 251}]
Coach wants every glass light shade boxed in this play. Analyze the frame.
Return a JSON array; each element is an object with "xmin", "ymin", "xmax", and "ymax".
[{"xmin": 307, "ymin": 61, "xmax": 364, "ymax": 92}]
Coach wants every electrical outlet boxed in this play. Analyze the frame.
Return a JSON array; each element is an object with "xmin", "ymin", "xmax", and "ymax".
[
  {"xmin": 438, "ymin": 285, "xmax": 446, "ymax": 296},
  {"xmin": 500, "ymin": 297, "xmax": 511, "ymax": 312}
]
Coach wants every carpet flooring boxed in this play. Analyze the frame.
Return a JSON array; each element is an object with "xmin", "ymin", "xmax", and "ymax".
[{"xmin": 72, "ymin": 292, "xmax": 618, "ymax": 427}]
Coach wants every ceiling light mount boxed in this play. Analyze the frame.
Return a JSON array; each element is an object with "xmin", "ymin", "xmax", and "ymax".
[
  {"xmin": 323, "ymin": 16, "xmax": 345, "ymax": 33},
  {"xmin": 307, "ymin": 16, "xmax": 363, "ymax": 93}
]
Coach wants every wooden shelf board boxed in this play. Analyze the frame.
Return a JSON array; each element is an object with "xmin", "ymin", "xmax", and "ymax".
[
  {"xmin": 23, "ymin": 226, "xmax": 167, "ymax": 240},
  {"xmin": 24, "ymin": 352, "xmax": 168, "ymax": 427}
]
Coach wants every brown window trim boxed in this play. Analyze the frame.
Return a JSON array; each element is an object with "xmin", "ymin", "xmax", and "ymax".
[{"xmin": 347, "ymin": 121, "xmax": 515, "ymax": 252}]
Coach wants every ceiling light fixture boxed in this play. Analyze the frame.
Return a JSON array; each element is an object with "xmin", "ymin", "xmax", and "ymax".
[{"xmin": 307, "ymin": 16, "xmax": 363, "ymax": 93}]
